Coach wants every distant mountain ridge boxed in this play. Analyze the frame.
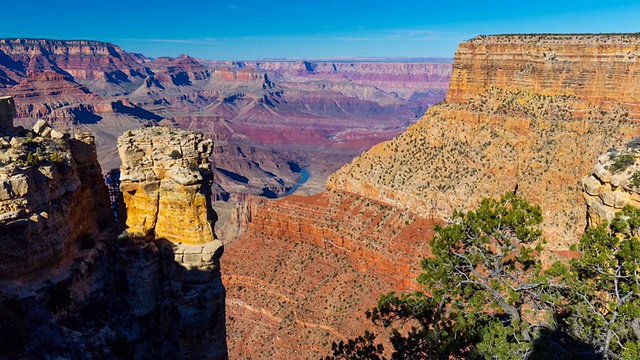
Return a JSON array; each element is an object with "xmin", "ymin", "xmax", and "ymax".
[{"xmin": 0, "ymin": 37, "xmax": 452, "ymax": 200}]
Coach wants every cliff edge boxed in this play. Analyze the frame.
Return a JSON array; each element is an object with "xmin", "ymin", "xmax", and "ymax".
[
  {"xmin": 328, "ymin": 34, "xmax": 639, "ymax": 246},
  {"xmin": 0, "ymin": 96, "xmax": 111, "ymax": 278}
]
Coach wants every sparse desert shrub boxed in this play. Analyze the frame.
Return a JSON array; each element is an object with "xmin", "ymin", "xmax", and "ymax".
[
  {"xmin": 610, "ymin": 154, "xmax": 635, "ymax": 173},
  {"xmin": 632, "ymin": 170, "xmax": 640, "ymax": 188},
  {"xmin": 48, "ymin": 152, "xmax": 65, "ymax": 164},
  {"xmin": 27, "ymin": 152, "xmax": 41, "ymax": 166},
  {"xmin": 169, "ymin": 149, "xmax": 182, "ymax": 159}
]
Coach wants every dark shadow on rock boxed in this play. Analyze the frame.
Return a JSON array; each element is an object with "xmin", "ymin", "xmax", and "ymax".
[
  {"xmin": 529, "ymin": 313, "xmax": 601, "ymax": 360},
  {"xmin": 116, "ymin": 236, "xmax": 228, "ymax": 359},
  {"xmin": 68, "ymin": 105, "xmax": 103, "ymax": 125},
  {"xmin": 112, "ymin": 100, "xmax": 163, "ymax": 121},
  {"xmin": 259, "ymin": 187, "xmax": 278, "ymax": 198},
  {"xmin": 171, "ymin": 72, "xmax": 192, "ymax": 86},
  {"xmin": 105, "ymin": 70, "xmax": 131, "ymax": 84},
  {"xmin": 215, "ymin": 167, "xmax": 249, "ymax": 184}
]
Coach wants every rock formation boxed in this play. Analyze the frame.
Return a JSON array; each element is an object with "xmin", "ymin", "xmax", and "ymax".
[
  {"xmin": 0, "ymin": 96, "xmax": 112, "ymax": 278},
  {"xmin": 118, "ymin": 126, "xmax": 215, "ymax": 244},
  {"xmin": 582, "ymin": 143, "xmax": 640, "ymax": 226},
  {"xmin": 118, "ymin": 126, "xmax": 227, "ymax": 359},
  {"xmin": 224, "ymin": 34, "xmax": 640, "ymax": 358},
  {"xmin": 328, "ymin": 35, "xmax": 640, "ymax": 246}
]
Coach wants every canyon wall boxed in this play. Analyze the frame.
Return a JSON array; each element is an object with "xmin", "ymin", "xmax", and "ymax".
[
  {"xmin": 225, "ymin": 34, "xmax": 640, "ymax": 358},
  {"xmin": 328, "ymin": 34, "xmax": 640, "ymax": 246},
  {"xmin": 235, "ymin": 60, "xmax": 451, "ymax": 98},
  {"xmin": 224, "ymin": 190, "xmax": 436, "ymax": 358},
  {"xmin": 447, "ymin": 34, "xmax": 640, "ymax": 118},
  {"xmin": 0, "ymin": 38, "xmax": 451, "ymax": 201}
]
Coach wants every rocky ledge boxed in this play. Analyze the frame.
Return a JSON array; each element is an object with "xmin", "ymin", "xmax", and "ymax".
[{"xmin": 0, "ymin": 96, "xmax": 111, "ymax": 278}]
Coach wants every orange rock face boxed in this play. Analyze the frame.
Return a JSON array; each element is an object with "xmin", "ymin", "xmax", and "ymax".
[
  {"xmin": 224, "ymin": 190, "xmax": 436, "ymax": 358},
  {"xmin": 447, "ymin": 34, "xmax": 640, "ymax": 119},
  {"xmin": 118, "ymin": 126, "xmax": 216, "ymax": 244}
]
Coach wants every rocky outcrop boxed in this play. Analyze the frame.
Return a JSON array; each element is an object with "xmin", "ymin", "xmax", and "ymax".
[
  {"xmin": 582, "ymin": 144, "xmax": 640, "ymax": 226},
  {"xmin": 117, "ymin": 126, "xmax": 227, "ymax": 359},
  {"xmin": 118, "ymin": 126, "xmax": 215, "ymax": 244},
  {"xmin": 0, "ymin": 97, "xmax": 112, "ymax": 278}
]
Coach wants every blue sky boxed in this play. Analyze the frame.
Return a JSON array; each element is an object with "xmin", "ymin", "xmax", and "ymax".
[{"xmin": 2, "ymin": 1, "xmax": 640, "ymax": 60}]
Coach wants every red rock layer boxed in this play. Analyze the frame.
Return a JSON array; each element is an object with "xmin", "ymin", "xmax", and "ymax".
[{"xmin": 224, "ymin": 190, "xmax": 436, "ymax": 359}]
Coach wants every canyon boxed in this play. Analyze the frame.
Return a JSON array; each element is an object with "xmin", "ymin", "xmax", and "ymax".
[
  {"xmin": 2, "ymin": 33, "xmax": 640, "ymax": 359},
  {"xmin": 0, "ymin": 38, "xmax": 451, "ymax": 202},
  {"xmin": 223, "ymin": 34, "xmax": 640, "ymax": 358}
]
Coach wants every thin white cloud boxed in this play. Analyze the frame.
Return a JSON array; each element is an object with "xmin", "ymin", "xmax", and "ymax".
[
  {"xmin": 335, "ymin": 29, "xmax": 468, "ymax": 42},
  {"xmin": 115, "ymin": 38, "xmax": 222, "ymax": 45}
]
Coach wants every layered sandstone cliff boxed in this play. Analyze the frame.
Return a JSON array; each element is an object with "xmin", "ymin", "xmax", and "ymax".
[
  {"xmin": 447, "ymin": 34, "xmax": 640, "ymax": 118},
  {"xmin": 0, "ymin": 96, "xmax": 112, "ymax": 277},
  {"xmin": 328, "ymin": 34, "xmax": 640, "ymax": 246},
  {"xmin": 224, "ymin": 190, "xmax": 435, "ymax": 358}
]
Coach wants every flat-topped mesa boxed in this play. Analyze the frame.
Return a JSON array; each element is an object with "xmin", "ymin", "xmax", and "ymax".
[
  {"xmin": 0, "ymin": 96, "xmax": 16, "ymax": 128},
  {"xmin": 118, "ymin": 126, "xmax": 215, "ymax": 244},
  {"xmin": 447, "ymin": 33, "xmax": 640, "ymax": 119}
]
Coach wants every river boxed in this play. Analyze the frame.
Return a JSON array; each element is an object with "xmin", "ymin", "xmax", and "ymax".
[{"xmin": 285, "ymin": 168, "xmax": 310, "ymax": 196}]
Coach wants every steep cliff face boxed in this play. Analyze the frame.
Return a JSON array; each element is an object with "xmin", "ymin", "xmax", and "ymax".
[
  {"xmin": 118, "ymin": 126, "xmax": 227, "ymax": 359},
  {"xmin": 0, "ymin": 38, "xmax": 149, "ymax": 92},
  {"xmin": 328, "ymin": 35, "xmax": 640, "ymax": 246},
  {"xmin": 0, "ymin": 96, "xmax": 112, "ymax": 278},
  {"xmin": 447, "ymin": 34, "xmax": 640, "ymax": 118}
]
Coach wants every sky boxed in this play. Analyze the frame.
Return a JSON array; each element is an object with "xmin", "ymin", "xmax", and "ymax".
[{"xmin": 2, "ymin": 1, "xmax": 640, "ymax": 60}]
